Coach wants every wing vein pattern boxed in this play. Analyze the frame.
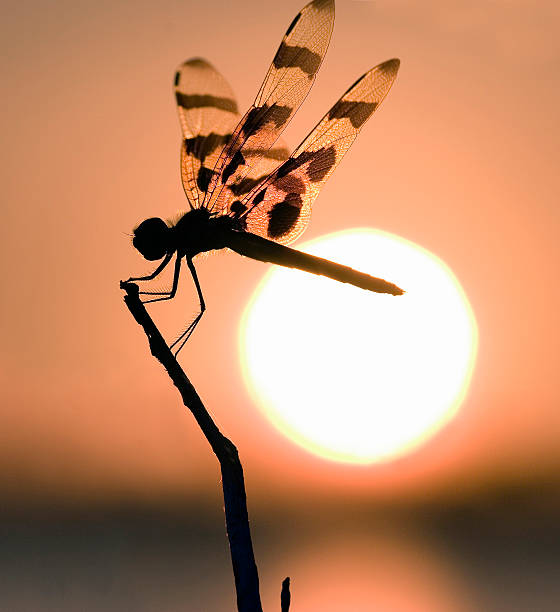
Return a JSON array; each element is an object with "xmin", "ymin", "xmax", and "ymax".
[
  {"xmin": 239, "ymin": 58, "xmax": 400, "ymax": 244},
  {"xmin": 173, "ymin": 0, "xmax": 399, "ymax": 249}
]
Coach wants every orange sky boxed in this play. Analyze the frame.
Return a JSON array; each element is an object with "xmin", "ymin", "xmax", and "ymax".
[{"xmin": 1, "ymin": 0, "xmax": 559, "ymax": 512}]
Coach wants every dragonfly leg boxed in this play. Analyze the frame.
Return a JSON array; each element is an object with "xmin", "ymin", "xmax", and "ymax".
[
  {"xmin": 141, "ymin": 255, "xmax": 182, "ymax": 304},
  {"xmin": 123, "ymin": 253, "xmax": 173, "ymax": 283},
  {"xmin": 170, "ymin": 258, "xmax": 206, "ymax": 356}
]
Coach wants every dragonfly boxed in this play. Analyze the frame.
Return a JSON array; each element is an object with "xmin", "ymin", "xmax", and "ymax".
[{"xmin": 124, "ymin": 0, "xmax": 403, "ymax": 355}]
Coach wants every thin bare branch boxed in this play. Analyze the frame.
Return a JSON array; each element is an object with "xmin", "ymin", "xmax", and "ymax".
[
  {"xmin": 120, "ymin": 280, "xmax": 262, "ymax": 612},
  {"xmin": 281, "ymin": 576, "xmax": 291, "ymax": 611}
]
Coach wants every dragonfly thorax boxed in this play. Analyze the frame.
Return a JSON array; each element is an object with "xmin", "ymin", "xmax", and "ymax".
[{"xmin": 173, "ymin": 208, "xmax": 233, "ymax": 256}]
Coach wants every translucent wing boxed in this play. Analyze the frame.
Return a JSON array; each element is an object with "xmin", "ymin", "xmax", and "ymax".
[
  {"xmin": 237, "ymin": 59, "xmax": 400, "ymax": 244},
  {"xmin": 226, "ymin": 142, "xmax": 291, "ymax": 201},
  {"xmin": 204, "ymin": 0, "xmax": 335, "ymax": 213},
  {"xmin": 175, "ymin": 58, "xmax": 241, "ymax": 209}
]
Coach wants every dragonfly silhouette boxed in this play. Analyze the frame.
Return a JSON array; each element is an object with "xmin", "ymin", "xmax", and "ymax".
[{"xmin": 124, "ymin": 0, "xmax": 403, "ymax": 355}]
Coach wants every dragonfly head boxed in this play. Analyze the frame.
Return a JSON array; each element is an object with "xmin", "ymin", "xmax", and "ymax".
[{"xmin": 132, "ymin": 217, "xmax": 173, "ymax": 260}]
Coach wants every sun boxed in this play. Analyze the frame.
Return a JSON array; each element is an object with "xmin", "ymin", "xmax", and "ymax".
[{"xmin": 239, "ymin": 228, "xmax": 478, "ymax": 464}]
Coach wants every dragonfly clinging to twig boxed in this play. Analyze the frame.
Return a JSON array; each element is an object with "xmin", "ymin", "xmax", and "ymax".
[{"xmin": 124, "ymin": 0, "xmax": 403, "ymax": 355}]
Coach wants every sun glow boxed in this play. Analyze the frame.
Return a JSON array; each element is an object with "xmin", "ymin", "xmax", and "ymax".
[{"xmin": 239, "ymin": 229, "xmax": 477, "ymax": 464}]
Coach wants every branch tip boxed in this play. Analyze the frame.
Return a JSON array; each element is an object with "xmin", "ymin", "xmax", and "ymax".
[{"xmin": 281, "ymin": 576, "xmax": 291, "ymax": 611}]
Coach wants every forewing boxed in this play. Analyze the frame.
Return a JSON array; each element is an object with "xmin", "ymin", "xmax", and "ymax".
[
  {"xmin": 205, "ymin": 0, "xmax": 335, "ymax": 213},
  {"xmin": 175, "ymin": 58, "xmax": 241, "ymax": 208},
  {"xmin": 238, "ymin": 59, "xmax": 400, "ymax": 244}
]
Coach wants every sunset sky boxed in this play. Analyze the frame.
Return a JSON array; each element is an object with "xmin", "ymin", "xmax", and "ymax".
[{"xmin": 2, "ymin": 0, "xmax": 559, "ymax": 609}]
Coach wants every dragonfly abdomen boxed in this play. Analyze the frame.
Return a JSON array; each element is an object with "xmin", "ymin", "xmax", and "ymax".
[{"xmin": 225, "ymin": 231, "xmax": 403, "ymax": 296}]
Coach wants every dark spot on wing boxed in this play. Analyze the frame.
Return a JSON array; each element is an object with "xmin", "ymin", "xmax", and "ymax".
[
  {"xmin": 184, "ymin": 58, "xmax": 208, "ymax": 69},
  {"xmin": 265, "ymin": 146, "xmax": 291, "ymax": 160},
  {"xmin": 379, "ymin": 58, "xmax": 400, "ymax": 73},
  {"xmin": 241, "ymin": 103, "xmax": 292, "ymax": 139},
  {"xmin": 174, "ymin": 72, "xmax": 180, "ymax": 86},
  {"xmin": 328, "ymin": 100, "xmax": 378, "ymax": 129},
  {"xmin": 273, "ymin": 173, "xmax": 306, "ymax": 194},
  {"xmin": 267, "ymin": 194, "xmax": 302, "ymax": 238},
  {"xmin": 230, "ymin": 201, "xmax": 247, "ymax": 217},
  {"xmin": 271, "ymin": 146, "xmax": 335, "ymax": 189},
  {"xmin": 307, "ymin": 145, "xmax": 336, "ymax": 182},
  {"xmin": 230, "ymin": 176, "xmax": 268, "ymax": 196},
  {"xmin": 222, "ymin": 150, "xmax": 245, "ymax": 184},
  {"xmin": 242, "ymin": 145, "xmax": 291, "ymax": 160},
  {"xmin": 197, "ymin": 166, "xmax": 214, "ymax": 192},
  {"xmin": 275, "ymin": 151, "xmax": 314, "ymax": 179},
  {"xmin": 273, "ymin": 44, "xmax": 321, "ymax": 78},
  {"xmin": 176, "ymin": 92, "xmax": 238, "ymax": 113},
  {"xmin": 184, "ymin": 133, "xmax": 231, "ymax": 162},
  {"xmin": 252, "ymin": 189, "xmax": 267, "ymax": 207},
  {"xmin": 285, "ymin": 12, "xmax": 301, "ymax": 36}
]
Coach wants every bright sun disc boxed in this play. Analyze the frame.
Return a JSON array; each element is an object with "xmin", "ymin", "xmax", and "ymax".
[{"xmin": 239, "ymin": 229, "xmax": 478, "ymax": 464}]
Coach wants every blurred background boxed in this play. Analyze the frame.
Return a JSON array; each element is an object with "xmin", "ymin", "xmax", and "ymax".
[{"xmin": 1, "ymin": 0, "xmax": 559, "ymax": 609}]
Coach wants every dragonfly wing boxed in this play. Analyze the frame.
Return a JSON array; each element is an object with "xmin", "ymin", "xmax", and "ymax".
[
  {"xmin": 175, "ymin": 58, "xmax": 241, "ymax": 209},
  {"xmin": 227, "ymin": 142, "xmax": 291, "ymax": 201},
  {"xmin": 205, "ymin": 0, "xmax": 335, "ymax": 213},
  {"xmin": 238, "ymin": 58, "xmax": 400, "ymax": 244}
]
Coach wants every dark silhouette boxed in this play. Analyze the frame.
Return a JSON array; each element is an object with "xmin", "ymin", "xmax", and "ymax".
[
  {"xmin": 121, "ymin": 281, "xmax": 287, "ymax": 611},
  {"xmin": 120, "ymin": 2, "xmax": 404, "ymax": 608},
  {"xmin": 125, "ymin": 208, "xmax": 403, "ymax": 352},
  {"xmin": 124, "ymin": 0, "xmax": 402, "ymax": 355},
  {"xmin": 281, "ymin": 577, "xmax": 291, "ymax": 612}
]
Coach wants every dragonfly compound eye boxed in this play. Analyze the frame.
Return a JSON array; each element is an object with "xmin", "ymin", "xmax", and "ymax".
[{"xmin": 132, "ymin": 217, "xmax": 171, "ymax": 260}]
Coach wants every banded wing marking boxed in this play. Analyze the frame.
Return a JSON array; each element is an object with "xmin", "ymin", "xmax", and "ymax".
[
  {"xmin": 175, "ymin": 58, "xmax": 240, "ymax": 209},
  {"xmin": 205, "ymin": 0, "xmax": 335, "ymax": 214},
  {"xmin": 239, "ymin": 58, "xmax": 400, "ymax": 244}
]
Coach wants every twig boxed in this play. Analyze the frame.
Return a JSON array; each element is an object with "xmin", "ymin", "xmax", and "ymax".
[
  {"xmin": 281, "ymin": 577, "xmax": 291, "ymax": 612},
  {"xmin": 120, "ymin": 281, "xmax": 264, "ymax": 612}
]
